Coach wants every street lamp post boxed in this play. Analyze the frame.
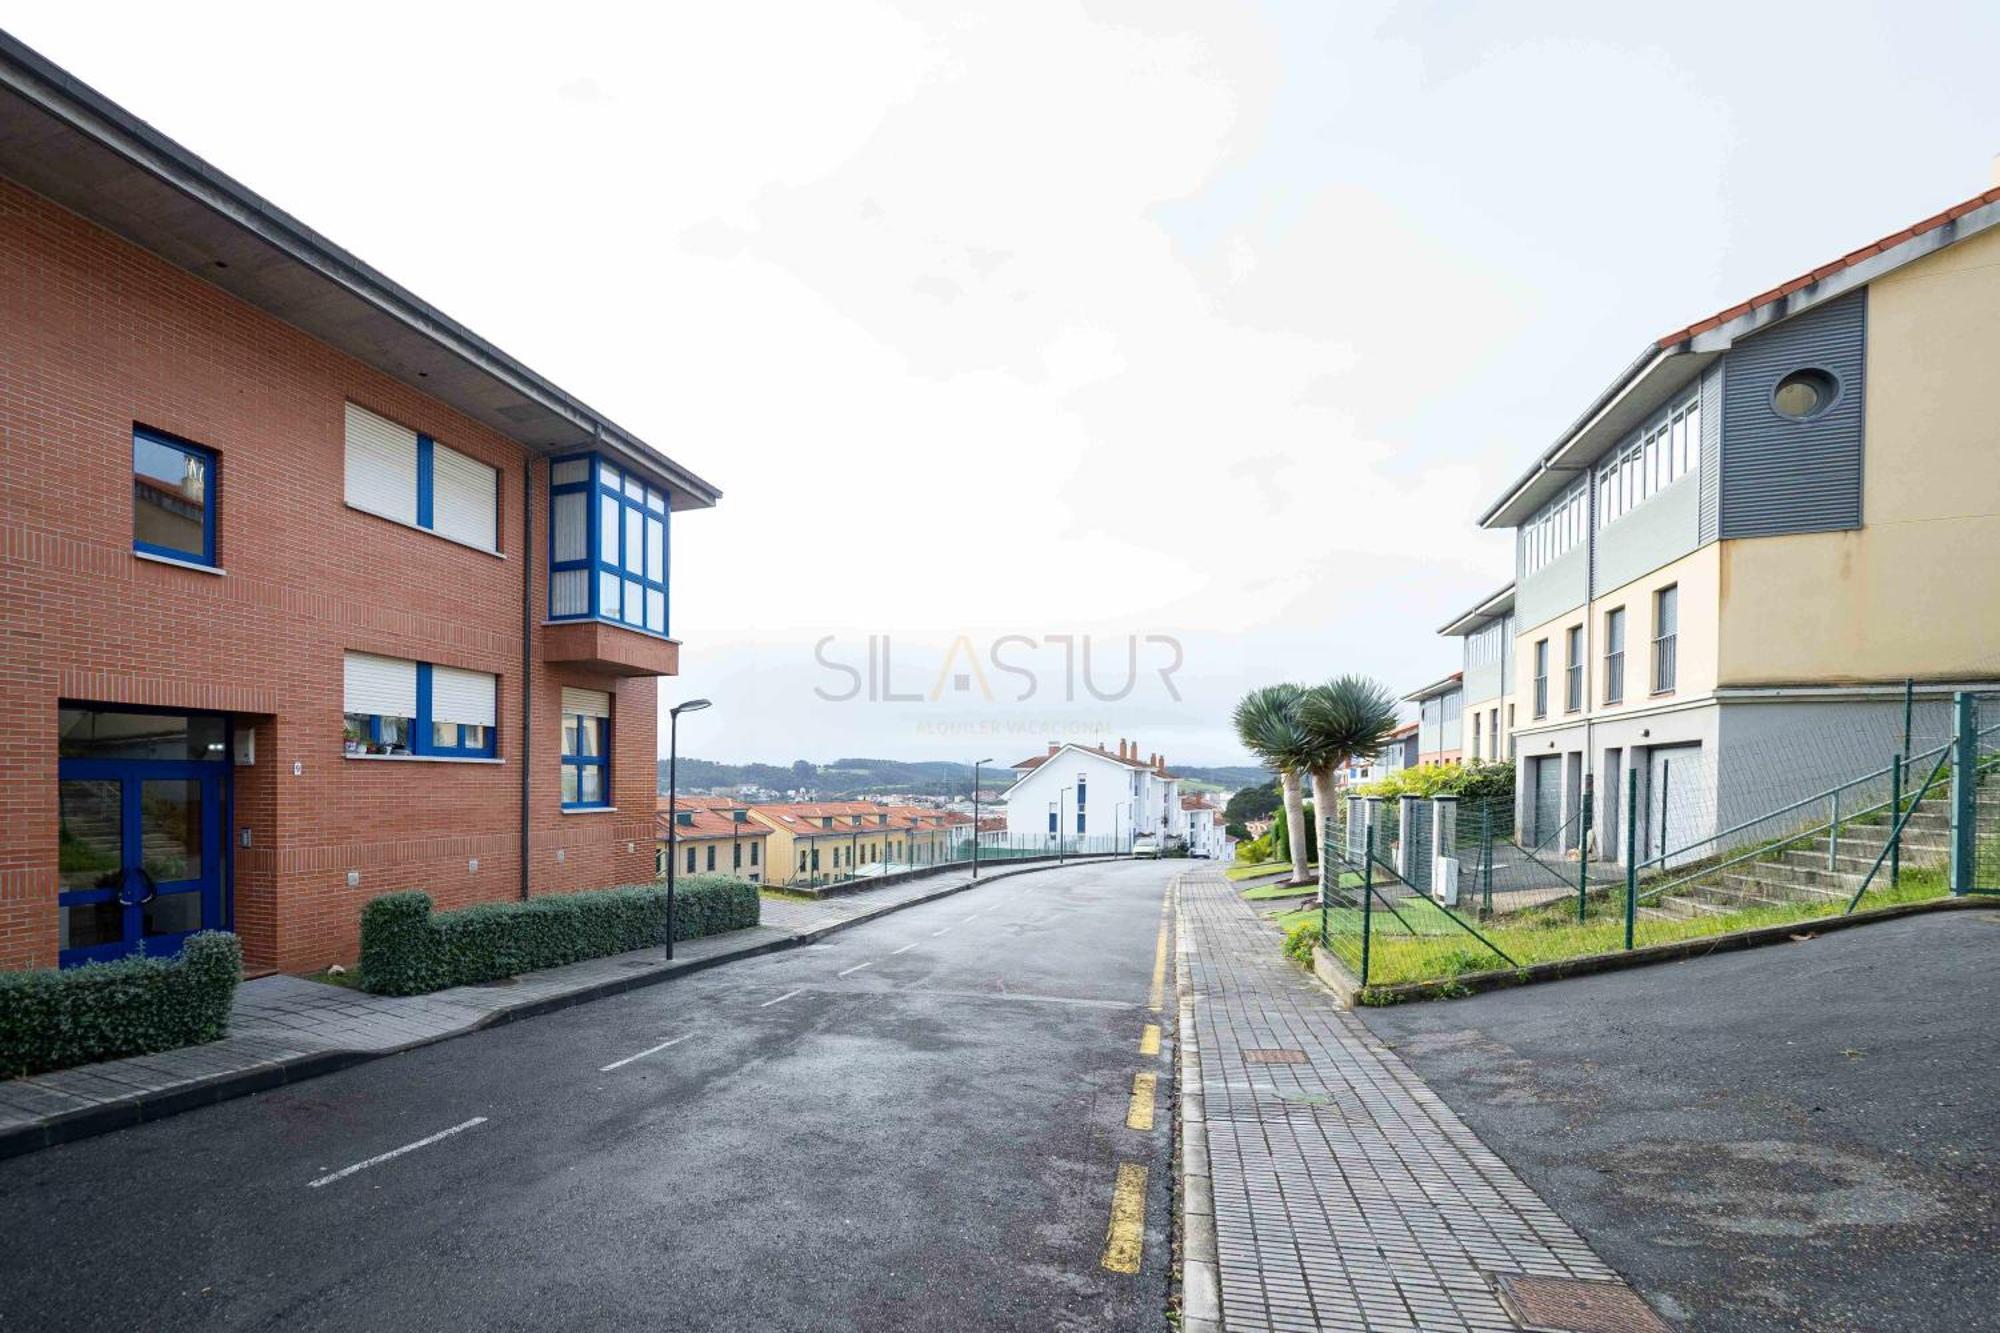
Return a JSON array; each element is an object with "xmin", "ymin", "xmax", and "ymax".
[
  {"xmin": 972, "ymin": 757, "xmax": 992, "ymax": 877},
  {"xmin": 665, "ymin": 698, "xmax": 712, "ymax": 961}
]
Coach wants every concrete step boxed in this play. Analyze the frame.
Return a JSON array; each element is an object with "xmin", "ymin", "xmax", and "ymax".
[
  {"xmin": 1777, "ymin": 846, "xmax": 1946, "ymax": 880},
  {"xmin": 1654, "ymin": 893, "xmax": 1726, "ymax": 918},
  {"xmin": 1711, "ymin": 872, "xmax": 1846, "ymax": 909}
]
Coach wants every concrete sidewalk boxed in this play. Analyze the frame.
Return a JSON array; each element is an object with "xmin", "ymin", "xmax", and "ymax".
[
  {"xmin": 0, "ymin": 858, "xmax": 1070, "ymax": 1159},
  {"xmin": 1173, "ymin": 867, "xmax": 1668, "ymax": 1333}
]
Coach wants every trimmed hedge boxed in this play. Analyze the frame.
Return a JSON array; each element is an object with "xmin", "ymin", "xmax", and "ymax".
[
  {"xmin": 0, "ymin": 932, "xmax": 242, "ymax": 1079},
  {"xmin": 359, "ymin": 877, "xmax": 760, "ymax": 996}
]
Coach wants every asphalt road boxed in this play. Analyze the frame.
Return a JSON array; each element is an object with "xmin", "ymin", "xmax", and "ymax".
[
  {"xmin": 1359, "ymin": 908, "xmax": 2000, "ymax": 1333},
  {"xmin": 0, "ymin": 859, "xmax": 1181, "ymax": 1333}
]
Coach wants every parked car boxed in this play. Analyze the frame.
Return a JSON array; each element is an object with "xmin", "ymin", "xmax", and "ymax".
[{"xmin": 1130, "ymin": 836, "xmax": 1160, "ymax": 859}]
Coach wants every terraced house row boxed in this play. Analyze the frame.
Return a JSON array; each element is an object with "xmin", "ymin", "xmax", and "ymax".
[
  {"xmin": 654, "ymin": 797, "xmax": 966, "ymax": 887},
  {"xmin": 1, "ymin": 37, "xmax": 719, "ymax": 973},
  {"xmin": 1400, "ymin": 173, "xmax": 2000, "ymax": 867}
]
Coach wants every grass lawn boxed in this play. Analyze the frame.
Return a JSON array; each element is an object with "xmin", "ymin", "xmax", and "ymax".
[
  {"xmin": 1270, "ymin": 896, "xmax": 1461, "ymax": 938},
  {"xmin": 1320, "ymin": 866, "xmax": 1954, "ymax": 988},
  {"xmin": 303, "ymin": 966, "xmax": 363, "ymax": 990},
  {"xmin": 1226, "ymin": 860, "xmax": 1316, "ymax": 882},
  {"xmin": 1242, "ymin": 871, "xmax": 1359, "ymax": 902}
]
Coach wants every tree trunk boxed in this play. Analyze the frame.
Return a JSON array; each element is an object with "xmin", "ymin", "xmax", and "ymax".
[
  {"xmin": 1280, "ymin": 769, "xmax": 1309, "ymax": 885},
  {"xmin": 1310, "ymin": 766, "xmax": 1343, "ymax": 893}
]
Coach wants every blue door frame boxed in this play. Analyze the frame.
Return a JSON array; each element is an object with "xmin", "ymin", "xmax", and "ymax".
[{"xmin": 56, "ymin": 756, "xmax": 227, "ymax": 968}]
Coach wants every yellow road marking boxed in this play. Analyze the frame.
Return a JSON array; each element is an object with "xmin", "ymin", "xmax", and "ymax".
[
  {"xmin": 1125, "ymin": 1071, "xmax": 1157, "ymax": 1130},
  {"xmin": 1147, "ymin": 919, "xmax": 1167, "ymax": 1012},
  {"xmin": 1139, "ymin": 1023, "xmax": 1160, "ymax": 1056},
  {"xmin": 1099, "ymin": 1162, "xmax": 1148, "ymax": 1274}
]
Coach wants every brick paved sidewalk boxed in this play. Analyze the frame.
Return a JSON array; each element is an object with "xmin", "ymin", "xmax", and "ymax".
[
  {"xmin": 1175, "ymin": 867, "xmax": 1656, "ymax": 1333},
  {"xmin": 0, "ymin": 859, "xmax": 1060, "ymax": 1158}
]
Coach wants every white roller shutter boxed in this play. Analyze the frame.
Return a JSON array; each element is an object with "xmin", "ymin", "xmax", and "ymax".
[
  {"xmin": 561, "ymin": 686, "xmax": 611, "ymax": 719},
  {"xmin": 432, "ymin": 665, "xmax": 497, "ymax": 728},
  {"xmin": 344, "ymin": 403, "xmax": 418, "ymax": 524},
  {"xmin": 432, "ymin": 441, "xmax": 497, "ymax": 550},
  {"xmin": 344, "ymin": 652, "xmax": 418, "ymax": 717}
]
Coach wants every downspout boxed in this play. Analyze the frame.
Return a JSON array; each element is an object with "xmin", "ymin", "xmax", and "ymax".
[{"xmin": 520, "ymin": 458, "xmax": 534, "ymax": 900}]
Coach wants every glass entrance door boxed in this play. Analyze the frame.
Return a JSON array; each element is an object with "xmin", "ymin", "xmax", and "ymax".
[{"xmin": 57, "ymin": 710, "xmax": 228, "ymax": 967}]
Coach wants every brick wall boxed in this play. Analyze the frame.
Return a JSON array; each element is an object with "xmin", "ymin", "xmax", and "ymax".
[{"xmin": 0, "ymin": 179, "xmax": 663, "ymax": 972}]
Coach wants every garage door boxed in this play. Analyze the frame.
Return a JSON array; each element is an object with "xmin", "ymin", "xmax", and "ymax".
[
  {"xmin": 1647, "ymin": 743, "xmax": 1709, "ymax": 866},
  {"xmin": 1530, "ymin": 755, "xmax": 1564, "ymax": 851}
]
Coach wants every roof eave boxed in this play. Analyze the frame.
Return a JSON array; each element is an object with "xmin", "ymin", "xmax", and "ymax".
[
  {"xmin": 0, "ymin": 32, "xmax": 721, "ymax": 510},
  {"xmin": 1436, "ymin": 582, "xmax": 1517, "ymax": 637}
]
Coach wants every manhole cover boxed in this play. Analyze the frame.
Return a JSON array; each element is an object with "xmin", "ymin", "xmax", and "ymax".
[
  {"xmin": 1494, "ymin": 1275, "xmax": 1671, "ymax": 1333},
  {"xmin": 1242, "ymin": 1048, "xmax": 1308, "ymax": 1064}
]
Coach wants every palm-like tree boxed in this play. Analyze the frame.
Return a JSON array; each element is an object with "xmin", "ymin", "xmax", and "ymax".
[
  {"xmin": 1233, "ymin": 683, "xmax": 1313, "ymax": 885},
  {"xmin": 1298, "ymin": 675, "xmax": 1402, "ymax": 832}
]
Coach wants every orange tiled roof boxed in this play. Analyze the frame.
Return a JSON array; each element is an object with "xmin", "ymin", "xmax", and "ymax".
[
  {"xmin": 656, "ymin": 807, "xmax": 770, "ymax": 840},
  {"xmin": 1656, "ymin": 185, "xmax": 2000, "ymax": 346}
]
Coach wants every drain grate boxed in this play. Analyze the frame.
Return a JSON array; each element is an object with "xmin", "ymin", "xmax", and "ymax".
[
  {"xmin": 1242, "ymin": 1048, "xmax": 1308, "ymax": 1064},
  {"xmin": 1494, "ymin": 1276, "xmax": 1671, "ymax": 1333}
]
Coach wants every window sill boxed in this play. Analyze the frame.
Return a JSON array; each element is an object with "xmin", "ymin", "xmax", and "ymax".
[
  {"xmin": 345, "ymin": 502, "xmax": 505, "ymax": 560},
  {"xmin": 561, "ymin": 805, "xmax": 620, "ymax": 815},
  {"xmin": 345, "ymin": 753, "xmax": 505, "ymax": 765},
  {"xmin": 134, "ymin": 549, "xmax": 224, "ymax": 576}
]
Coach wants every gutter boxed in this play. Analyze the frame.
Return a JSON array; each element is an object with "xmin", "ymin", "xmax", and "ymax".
[
  {"xmin": 1476, "ymin": 343, "xmax": 1663, "ymax": 529},
  {"xmin": 520, "ymin": 461, "xmax": 534, "ymax": 900}
]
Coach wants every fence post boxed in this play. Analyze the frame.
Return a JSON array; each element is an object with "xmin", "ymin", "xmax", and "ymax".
[
  {"xmin": 1319, "ymin": 818, "xmax": 1330, "ymax": 944},
  {"xmin": 1432, "ymin": 795, "xmax": 1459, "ymax": 906},
  {"xmin": 1479, "ymin": 801, "xmax": 1494, "ymax": 918},
  {"xmin": 1624, "ymin": 767, "xmax": 1639, "ymax": 951},
  {"xmin": 1951, "ymin": 692, "xmax": 1978, "ymax": 894},
  {"xmin": 1890, "ymin": 753, "xmax": 1903, "ymax": 890},
  {"xmin": 1360, "ymin": 822, "xmax": 1375, "ymax": 987},
  {"xmin": 1576, "ymin": 779, "xmax": 1593, "ymax": 924},
  {"xmin": 1828, "ymin": 790, "xmax": 1840, "ymax": 871},
  {"xmin": 1396, "ymin": 795, "xmax": 1420, "ymax": 882}
]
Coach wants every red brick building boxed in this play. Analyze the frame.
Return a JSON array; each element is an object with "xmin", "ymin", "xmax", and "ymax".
[{"xmin": 0, "ymin": 37, "xmax": 720, "ymax": 973}]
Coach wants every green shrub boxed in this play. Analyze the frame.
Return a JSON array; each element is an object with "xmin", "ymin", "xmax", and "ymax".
[
  {"xmin": 1282, "ymin": 920, "xmax": 1322, "ymax": 967},
  {"xmin": 359, "ymin": 877, "xmax": 759, "ymax": 996},
  {"xmin": 0, "ymin": 932, "xmax": 242, "ymax": 1078}
]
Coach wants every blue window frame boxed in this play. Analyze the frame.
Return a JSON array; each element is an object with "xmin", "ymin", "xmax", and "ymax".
[
  {"xmin": 133, "ymin": 426, "xmax": 217, "ymax": 566},
  {"xmin": 548, "ymin": 453, "xmax": 669, "ymax": 637},
  {"xmin": 342, "ymin": 661, "xmax": 496, "ymax": 759},
  {"xmin": 561, "ymin": 709, "xmax": 610, "ymax": 808}
]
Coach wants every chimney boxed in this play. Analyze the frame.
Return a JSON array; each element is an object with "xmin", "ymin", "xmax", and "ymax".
[
  {"xmin": 1991, "ymin": 153, "xmax": 2000, "ymax": 189},
  {"xmin": 1048, "ymin": 741, "xmax": 1059, "ymax": 756}
]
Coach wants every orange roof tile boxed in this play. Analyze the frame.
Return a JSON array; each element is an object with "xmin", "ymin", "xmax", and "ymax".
[{"xmin": 1655, "ymin": 185, "xmax": 2000, "ymax": 347}]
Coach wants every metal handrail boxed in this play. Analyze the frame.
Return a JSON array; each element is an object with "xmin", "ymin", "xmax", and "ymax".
[{"xmin": 1631, "ymin": 725, "xmax": 1985, "ymax": 876}]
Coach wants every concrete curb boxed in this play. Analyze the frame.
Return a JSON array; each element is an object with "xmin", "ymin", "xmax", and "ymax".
[
  {"xmin": 0, "ymin": 856, "xmax": 1118, "ymax": 1161},
  {"xmin": 1309, "ymin": 891, "xmax": 1993, "ymax": 1007},
  {"xmin": 1172, "ymin": 881, "xmax": 1222, "ymax": 1333}
]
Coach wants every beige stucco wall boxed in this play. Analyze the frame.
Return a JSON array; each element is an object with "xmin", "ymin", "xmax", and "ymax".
[
  {"xmin": 1718, "ymin": 224, "xmax": 2000, "ymax": 685},
  {"xmin": 1511, "ymin": 543, "xmax": 1720, "ymax": 730},
  {"xmin": 1459, "ymin": 692, "xmax": 1509, "ymax": 762}
]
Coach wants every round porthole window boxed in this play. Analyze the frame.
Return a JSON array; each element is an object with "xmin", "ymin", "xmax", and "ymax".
[{"xmin": 1772, "ymin": 368, "xmax": 1838, "ymax": 420}]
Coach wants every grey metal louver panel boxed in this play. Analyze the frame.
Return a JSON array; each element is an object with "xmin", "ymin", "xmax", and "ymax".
[
  {"xmin": 1719, "ymin": 289, "xmax": 1865, "ymax": 538},
  {"xmin": 1698, "ymin": 364, "xmax": 1722, "ymax": 545}
]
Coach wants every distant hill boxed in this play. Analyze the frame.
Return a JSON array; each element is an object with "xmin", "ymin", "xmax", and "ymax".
[{"xmin": 658, "ymin": 757, "xmax": 1267, "ymax": 799}]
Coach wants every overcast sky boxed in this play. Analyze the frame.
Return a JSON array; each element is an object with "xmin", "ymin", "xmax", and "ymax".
[{"xmin": 14, "ymin": 3, "xmax": 2000, "ymax": 767}]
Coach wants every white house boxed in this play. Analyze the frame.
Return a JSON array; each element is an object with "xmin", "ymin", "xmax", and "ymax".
[
  {"xmin": 1002, "ymin": 739, "xmax": 1182, "ymax": 851},
  {"xmin": 1181, "ymin": 795, "xmax": 1228, "ymax": 858}
]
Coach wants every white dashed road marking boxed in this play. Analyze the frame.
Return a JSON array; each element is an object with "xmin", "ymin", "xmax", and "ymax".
[
  {"xmin": 599, "ymin": 1034, "xmax": 691, "ymax": 1073},
  {"xmin": 760, "ymin": 989, "xmax": 803, "ymax": 1008},
  {"xmin": 837, "ymin": 961, "xmax": 874, "ymax": 977},
  {"xmin": 890, "ymin": 942, "xmax": 918, "ymax": 955},
  {"xmin": 307, "ymin": 1117, "xmax": 488, "ymax": 1188}
]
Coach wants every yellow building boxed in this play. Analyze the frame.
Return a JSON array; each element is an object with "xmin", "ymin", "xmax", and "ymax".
[
  {"xmin": 1478, "ymin": 179, "xmax": 2000, "ymax": 863},
  {"xmin": 746, "ymin": 802, "xmax": 960, "ymax": 887}
]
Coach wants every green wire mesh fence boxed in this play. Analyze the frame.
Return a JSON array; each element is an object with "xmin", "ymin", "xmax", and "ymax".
[{"xmin": 1307, "ymin": 690, "xmax": 1999, "ymax": 991}]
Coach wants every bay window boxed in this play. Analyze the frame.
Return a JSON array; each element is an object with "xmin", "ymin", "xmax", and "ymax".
[{"xmin": 548, "ymin": 454, "xmax": 669, "ymax": 637}]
